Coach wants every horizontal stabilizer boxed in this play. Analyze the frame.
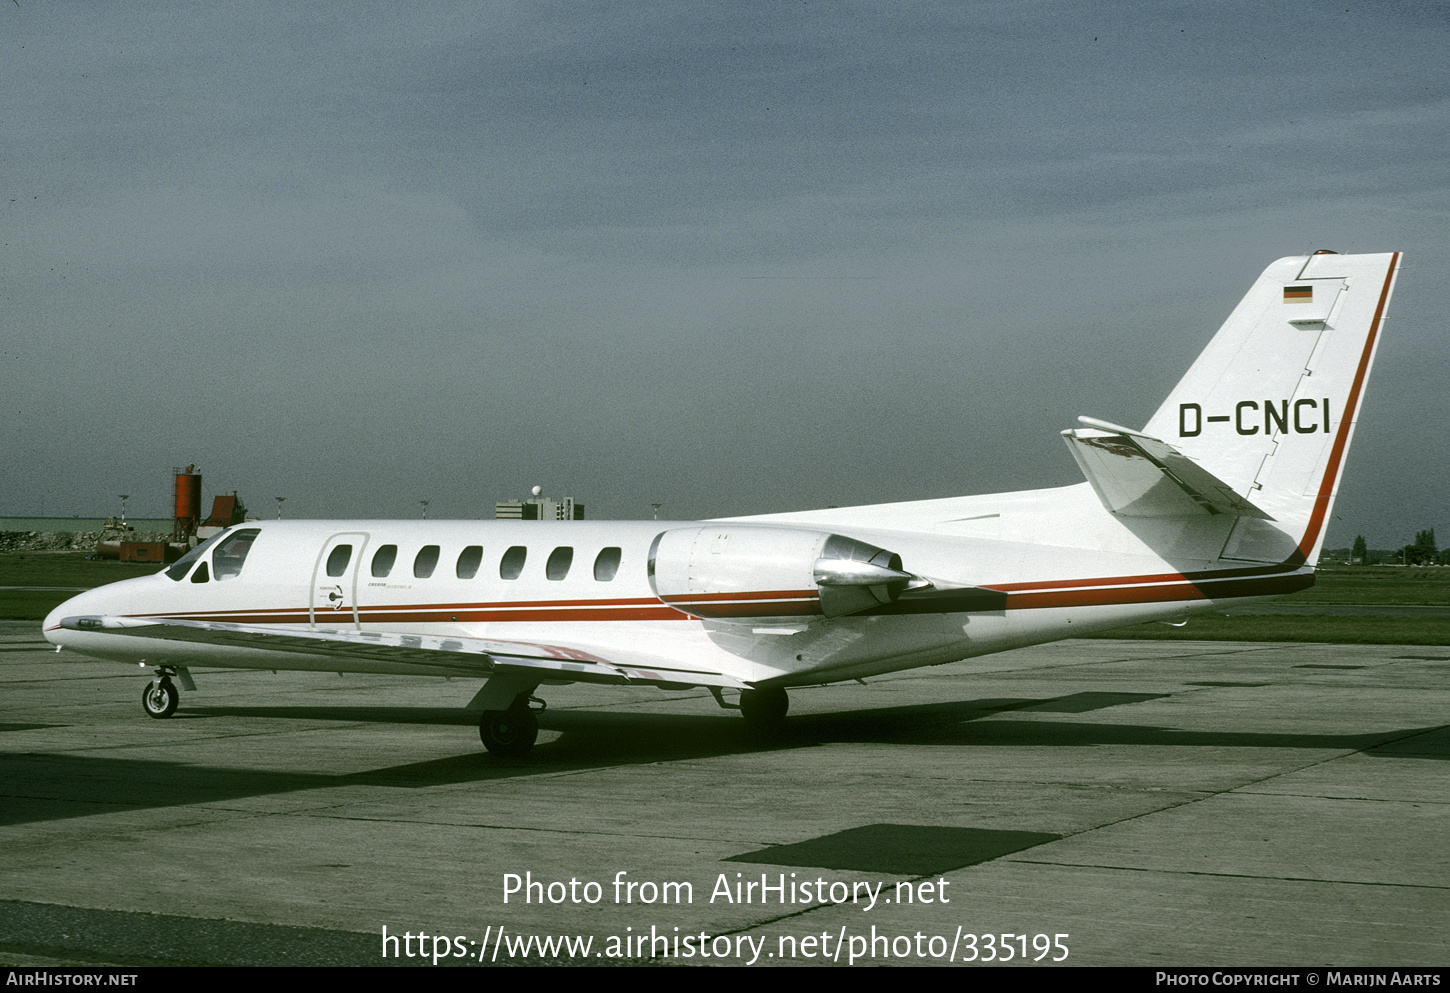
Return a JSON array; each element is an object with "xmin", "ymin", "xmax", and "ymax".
[
  {"xmin": 59, "ymin": 615, "xmax": 750, "ymax": 690},
  {"xmin": 1062, "ymin": 422, "xmax": 1272, "ymax": 519}
]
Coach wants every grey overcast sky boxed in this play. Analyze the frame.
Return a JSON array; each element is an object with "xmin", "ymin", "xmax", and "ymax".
[{"xmin": 3, "ymin": 2, "xmax": 1446, "ymax": 548}]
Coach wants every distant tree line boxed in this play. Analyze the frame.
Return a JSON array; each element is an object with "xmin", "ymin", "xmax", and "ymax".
[{"xmin": 1324, "ymin": 528, "xmax": 1448, "ymax": 565}]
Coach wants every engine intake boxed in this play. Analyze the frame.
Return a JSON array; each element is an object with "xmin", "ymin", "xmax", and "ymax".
[{"xmin": 647, "ymin": 526, "xmax": 917, "ymax": 620}]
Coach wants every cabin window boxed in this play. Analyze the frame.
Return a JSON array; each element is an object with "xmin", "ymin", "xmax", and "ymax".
[
  {"xmin": 499, "ymin": 545, "xmax": 527, "ymax": 580},
  {"xmin": 546, "ymin": 546, "xmax": 574, "ymax": 580},
  {"xmin": 371, "ymin": 545, "xmax": 397, "ymax": 578},
  {"xmin": 326, "ymin": 545, "xmax": 353, "ymax": 577},
  {"xmin": 414, "ymin": 545, "xmax": 440, "ymax": 579},
  {"xmin": 190, "ymin": 561, "xmax": 209, "ymax": 583},
  {"xmin": 457, "ymin": 545, "xmax": 483, "ymax": 579},
  {"xmin": 212, "ymin": 528, "xmax": 261, "ymax": 580},
  {"xmin": 593, "ymin": 547, "xmax": 622, "ymax": 581}
]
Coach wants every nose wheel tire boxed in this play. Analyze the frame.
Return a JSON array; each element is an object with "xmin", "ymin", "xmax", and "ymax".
[
  {"xmin": 739, "ymin": 686, "xmax": 789, "ymax": 727},
  {"xmin": 142, "ymin": 678, "xmax": 179, "ymax": 719},
  {"xmin": 480, "ymin": 705, "xmax": 539, "ymax": 757}
]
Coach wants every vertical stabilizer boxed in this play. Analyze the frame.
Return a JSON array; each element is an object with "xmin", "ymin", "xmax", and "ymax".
[{"xmin": 1141, "ymin": 252, "xmax": 1401, "ymax": 566}]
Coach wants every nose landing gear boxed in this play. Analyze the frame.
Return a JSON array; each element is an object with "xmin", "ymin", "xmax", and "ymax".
[
  {"xmin": 142, "ymin": 677, "xmax": 179, "ymax": 719},
  {"xmin": 139, "ymin": 665, "xmax": 192, "ymax": 719}
]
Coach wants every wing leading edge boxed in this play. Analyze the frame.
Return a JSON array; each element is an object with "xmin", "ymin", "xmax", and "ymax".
[{"xmin": 58, "ymin": 615, "xmax": 750, "ymax": 691}]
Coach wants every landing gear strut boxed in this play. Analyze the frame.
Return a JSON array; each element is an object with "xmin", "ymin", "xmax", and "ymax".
[
  {"xmin": 739, "ymin": 686, "xmax": 789, "ymax": 727},
  {"xmin": 479, "ymin": 696, "xmax": 540, "ymax": 757},
  {"xmin": 142, "ymin": 677, "xmax": 179, "ymax": 719}
]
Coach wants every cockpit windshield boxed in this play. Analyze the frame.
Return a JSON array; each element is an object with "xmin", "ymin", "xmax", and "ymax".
[
  {"xmin": 164, "ymin": 531, "xmax": 228, "ymax": 581},
  {"xmin": 164, "ymin": 527, "xmax": 263, "ymax": 581}
]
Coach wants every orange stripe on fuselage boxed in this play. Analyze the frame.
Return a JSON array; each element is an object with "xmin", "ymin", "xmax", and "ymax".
[{"xmin": 126, "ymin": 564, "xmax": 1312, "ymax": 626}]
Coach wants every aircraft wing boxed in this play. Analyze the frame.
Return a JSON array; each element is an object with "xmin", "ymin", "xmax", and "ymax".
[
  {"xmin": 58, "ymin": 615, "xmax": 750, "ymax": 691},
  {"xmin": 1062, "ymin": 418, "xmax": 1273, "ymax": 519}
]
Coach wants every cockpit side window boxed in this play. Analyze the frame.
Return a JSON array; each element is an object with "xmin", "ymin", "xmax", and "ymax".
[
  {"xmin": 165, "ymin": 530, "xmax": 227, "ymax": 581},
  {"xmin": 212, "ymin": 529, "xmax": 261, "ymax": 581}
]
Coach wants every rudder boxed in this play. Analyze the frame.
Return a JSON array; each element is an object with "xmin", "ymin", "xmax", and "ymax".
[{"xmin": 1140, "ymin": 251, "xmax": 1401, "ymax": 566}]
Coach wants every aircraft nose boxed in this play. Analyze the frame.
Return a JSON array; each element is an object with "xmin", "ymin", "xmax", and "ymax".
[{"xmin": 43, "ymin": 588, "xmax": 100, "ymax": 646}]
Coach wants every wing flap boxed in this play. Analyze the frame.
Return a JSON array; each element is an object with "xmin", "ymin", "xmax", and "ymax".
[{"xmin": 59, "ymin": 615, "xmax": 750, "ymax": 690}]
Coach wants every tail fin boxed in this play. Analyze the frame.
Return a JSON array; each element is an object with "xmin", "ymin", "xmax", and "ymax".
[{"xmin": 1133, "ymin": 251, "xmax": 1401, "ymax": 566}]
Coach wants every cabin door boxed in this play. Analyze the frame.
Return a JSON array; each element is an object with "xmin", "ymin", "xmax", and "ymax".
[{"xmin": 310, "ymin": 532, "xmax": 369, "ymax": 630}]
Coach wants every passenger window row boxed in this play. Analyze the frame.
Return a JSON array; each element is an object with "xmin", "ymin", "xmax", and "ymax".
[
  {"xmin": 352, "ymin": 544, "xmax": 622, "ymax": 582},
  {"xmin": 172, "ymin": 533, "xmax": 622, "ymax": 586}
]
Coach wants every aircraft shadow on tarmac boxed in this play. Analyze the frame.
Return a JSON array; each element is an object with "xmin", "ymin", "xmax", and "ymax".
[{"xmin": 2, "ymin": 693, "xmax": 1446, "ymax": 826}]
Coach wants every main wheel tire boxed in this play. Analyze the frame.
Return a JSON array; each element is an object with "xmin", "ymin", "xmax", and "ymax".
[
  {"xmin": 479, "ymin": 706, "xmax": 539, "ymax": 757},
  {"xmin": 142, "ymin": 678, "xmax": 179, "ymax": 719},
  {"xmin": 739, "ymin": 686, "xmax": 789, "ymax": 727}
]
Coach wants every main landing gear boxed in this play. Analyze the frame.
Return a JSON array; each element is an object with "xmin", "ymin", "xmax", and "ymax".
[
  {"xmin": 472, "ymin": 682, "xmax": 789, "ymax": 758},
  {"xmin": 738, "ymin": 686, "xmax": 789, "ymax": 727},
  {"xmin": 708, "ymin": 686, "xmax": 791, "ymax": 727},
  {"xmin": 478, "ymin": 695, "xmax": 542, "ymax": 758},
  {"xmin": 142, "ymin": 676, "xmax": 179, "ymax": 719}
]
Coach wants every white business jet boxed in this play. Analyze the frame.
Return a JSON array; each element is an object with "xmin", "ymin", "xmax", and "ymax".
[{"xmin": 44, "ymin": 251, "xmax": 1402, "ymax": 756}]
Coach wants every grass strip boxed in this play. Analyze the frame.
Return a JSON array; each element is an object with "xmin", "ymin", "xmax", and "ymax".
[{"xmin": 1088, "ymin": 612, "xmax": 1450, "ymax": 645}]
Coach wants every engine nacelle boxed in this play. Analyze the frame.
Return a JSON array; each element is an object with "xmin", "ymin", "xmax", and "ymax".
[{"xmin": 647, "ymin": 525, "xmax": 916, "ymax": 619}]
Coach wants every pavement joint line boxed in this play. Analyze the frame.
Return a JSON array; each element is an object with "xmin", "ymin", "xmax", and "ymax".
[
  {"xmin": 970, "ymin": 743, "xmax": 1369, "ymax": 862},
  {"xmin": 190, "ymin": 799, "xmax": 384, "ymax": 818},
  {"xmin": 50, "ymin": 723, "xmax": 409, "ymax": 753},
  {"xmin": 1003, "ymin": 860, "xmax": 1450, "ymax": 890},
  {"xmin": 1230, "ymin": 789, "xmax": 1450, "ymax": 805},
  {"xmin": 1, "ymin": 676, "xmax": 155, "ymax": 684},
  {"xmin": 304, "ymin": 810, "xmax": 779, "ymax": 845},
  {"xmin": 975, "ymin": 726, "xmax": 1450, "ymax": 866},
  {"xmin": 0, "ymin": 898, "xmax": 386, "ymax": 967},
  {"xmin": 149, "ymin": 805, "xmax": 369, "ymax": 828},
  {"xmin": 1221, "ymin": 722, "xmax": 1450, "ymax": 797},
  {"xmin": 0, "ymin": 941, "xmax": 180, "ymax": 969},
  {"xmin": 34, "ymin": 798, "xmax": 400, "ymax": 829},
  {"xmin": 0, "ymin": 793, "xmax": 363, "ymax": 822},
  {"xmin": 1213, "ymin": 751, "xmax": 1368, "ymax": 797},
  {"xmin": 871, "ymin": 644, "xmax": 1263, "ymax": 681}
]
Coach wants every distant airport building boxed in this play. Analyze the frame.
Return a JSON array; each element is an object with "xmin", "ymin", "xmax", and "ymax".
[{"xmin": 496, "ymin": 494, "xmax": 584, "ymax": 521}]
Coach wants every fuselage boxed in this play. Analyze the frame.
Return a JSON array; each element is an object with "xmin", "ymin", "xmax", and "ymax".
[{"xmin": 43, "ymin": 496, "xmax": 1310, "ymax": 688}]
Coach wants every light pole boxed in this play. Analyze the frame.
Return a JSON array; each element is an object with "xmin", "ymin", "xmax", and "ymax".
[
  {"xmin": 421, "ymin": 500, "xmax": 429, "ymax": 519},
  {"xmin": 650, "ymin": 503, "xmax": 663, "ymax": 520},
  {"xmin": 275, "ymin": 497, "xmax": 286, "ymax": 519}
]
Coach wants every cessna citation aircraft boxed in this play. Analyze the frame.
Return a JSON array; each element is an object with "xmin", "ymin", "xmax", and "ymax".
[{"xmin": 45, "ymin": 251, "xmax": 1401, "ymax": 756}]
